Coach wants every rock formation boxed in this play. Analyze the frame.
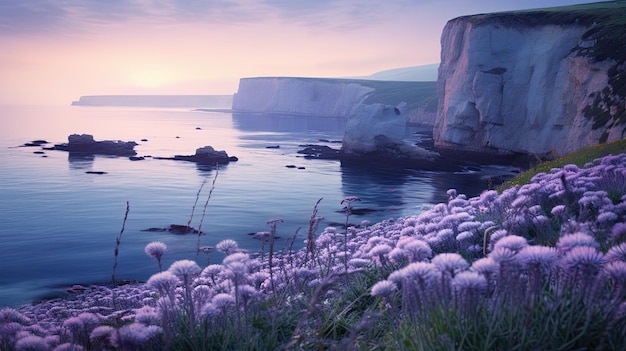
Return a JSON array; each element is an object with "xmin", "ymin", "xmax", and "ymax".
[
  {"xmin": 232, "ymin": 77, "xmax": 438, "ymax": 125},
  {"xmin": 54, "ymin": 134, "xmax": 137, "ymax": 156},
  {"xmin": 435, "ymin": 4, "xmax": 626, "ymax": 158},
  {"xmin": 161, "ymin": 146, "xmax": 238, "ymax": 165},
  {"xmin": 340, "ymin": 103, "xmax": 447, "ymax": 169},
  {"xmin": 232, "ymin": 77, "xmax": 374, "ymax": 117}
]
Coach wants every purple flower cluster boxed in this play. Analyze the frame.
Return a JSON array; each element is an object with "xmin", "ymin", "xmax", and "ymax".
[{"xmin": 1, "ymin": 153, "xmax": 625, "ymax": 349}]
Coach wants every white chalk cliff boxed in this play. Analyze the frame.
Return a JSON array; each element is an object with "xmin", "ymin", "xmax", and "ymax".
[
  {"xmin": 232, "ymin": 77, "xmax": 438, "ymax": 125},
  {"xmin": 232, "ymin": 77, "xmax": 373, "ymax": 117},
  {"xmin": 435, "ymin": 10, "xmax": 626, "ymax": 158},
  {"xmin": 341, "ymin": 103, "xmax": 438, "ymax": 164}
]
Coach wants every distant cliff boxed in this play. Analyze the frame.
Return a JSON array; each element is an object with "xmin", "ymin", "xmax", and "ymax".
[
  {"xmin": 435, "ymin": 2, "xmax": 626, "ymax": 158},
  {"xmin": 232, "ymin": 77, "xmax": 438, "ymax": 125},
  {"xmin": 72, "ymin": 95, "xmax": 233, "ymax": 108}
]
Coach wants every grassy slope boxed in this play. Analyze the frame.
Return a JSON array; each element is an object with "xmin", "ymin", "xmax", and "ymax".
[
  {"xmin": 245, "ymin": 76, "xmax": 438, "ymax": 113},
  {"xmin": 502, "ymin": 138, "xmax": 626, "ymax": 189}
]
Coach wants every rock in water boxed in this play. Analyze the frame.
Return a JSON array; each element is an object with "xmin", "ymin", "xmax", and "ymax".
[
  {"xmin": 340, "ymin": 103, "xmax": 445, "ymax": 169},
  {"xmin": 168, "ymin": 145, "xmax": 238, "ymax": 165},
  {"xmin": 54, "ymin": 134, "xmax": 137, "ymax": 156}
]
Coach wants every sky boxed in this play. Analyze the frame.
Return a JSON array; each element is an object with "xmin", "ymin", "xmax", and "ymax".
[{"xmin": 0, "ymin": 0, "xmax": 605, "ymax": 105}]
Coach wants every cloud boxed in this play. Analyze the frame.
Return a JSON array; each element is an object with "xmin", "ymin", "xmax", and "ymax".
[
  {"xmin": 0, "ymin": 0, "xmax": 69, "ymax": 35},
  {"xmin": 0, "ymin": 0, "xmax": 423, "ymax": 36}
]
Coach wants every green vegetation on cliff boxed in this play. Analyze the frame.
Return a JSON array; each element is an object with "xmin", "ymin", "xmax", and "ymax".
[
  {"xmin": 502, "ymin": 138, "xmax": 626, "ymax": 190},
  {"xmin": 470, "ymin": 1, "xmax": 626, "ymax": 141}
]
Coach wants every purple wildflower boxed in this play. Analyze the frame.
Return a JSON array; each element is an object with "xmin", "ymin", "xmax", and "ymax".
[
  {"xmin": 226, "ymin": 261, "xmax": 247, "ymax": 275},
  {"xmin": 598, "ymin": 211, "xmax": 618, "ymax": 224},
  {"xmin": 556, "ymin": 232, "xmax": 599, "ymax": 254},
  {"xmin": 603, "ymin": 260, "xmax": 626, "ymax": 285},
  {"xmin": 370, "ymin": 280, "xmax": 397, "ymax": 297},
  {"xmin": 489, "ymin": 247, "xmax": 518, "ymax": 263},
  {"xmin": 432, "ymin": 253, "xmax": 469, "ymax": 275},
  {"xmin": 471, "ymin": 257, "xmax": 500, "ymax": 276},
  {"xmin": 551, "ymin": 205, "xmax": 566, "ymax": 217},
  {"xmin": 389, "ymin": 262, "xmax": 438, "ymax": 284},
  {"xmin": 456, "ymin": 231, "xmax": 474, "ymax": 241},
  {"xmin": 222, "ymin": 252, "xmax": 249, "ymax": 266},
  {"xmin": 403, "ymin": 240, "xmax": 432, "ymax": 262},
  {"xmin": 134, "ymin": 306, "xmax": 159, "ymax": 326},
  {"xmin": 0, "ymin": 308, "xmax": 31, "ymax": 325},
  {"xmin": 612, "ymin": 223, "xmax": 626, "ymax": 242},
  {"xmin": 211, "ymin": 293, "xmax": 236, "ymax": 309},
  {"xmin": 168, "ymin": 260, "xmax": 201, "ymax": 278},
  {"xmin": 607, "ymin": 243, "xmax": 626, "ymax": 264},
  {"xmin": 560, "ymin": 246, "xmax": 605, "ymax": 277},
  {"xmin": 400, "ymin": 227, "xmax": 415, "ymax": 236},
  {"xmin": 511, "ymin": 195, "xmax": 531, "ymax": 209},
  {"xmin": 436, "ymin": 228, "xmax": 455, "ymax": 240},
  {"xmin": 487, "ymin": 229, "xmax": 508, "ymax": 251},
  {"xmin": 144, "ymin": 241, "xmax": 167, "ymax": 261},
  {"xmin": 493, "ymin": 235, "xmax": 528, "ymax": 253},
  {"xmin": 146, "ymin": 271, "xmax": 179, "ymax": 297},
  {"xmin": 90, "ymin": 325, "xmax": 115, "ymax": 346},
  {"xmin": 111, "ymin": 324, "xmax": 162, "ymax": 350},
  {"xmin": 452, "ymin": 271, "xmax": 487, "ymax": 296},
  {"xmin": 15, "ymin": 335, "xmax": 50, "ymax": 351},
  {"xmin": 517, "ymin": 245, "xmax": 557, "ymax": 271},
  {"xmin": 388, "ymin": 248, "xmax": 408, "ymax": 264},
  {"xmin": 458, "ymin": 221, "xmax": 481, "ymax": 233},
  {"xmin": 368, "ymin": 244, "xmax": 392, "ymax": 257},
  {"xmin": 216, "ymin": 239, "xmax": 239, "ymax": 254},
  {"xmin": 348, "ymin": 258, "xmax": 371, "ymax": 268},
  {"xmin": 446, "ymin": 189, "xmax": 457, "ymax": 200}
]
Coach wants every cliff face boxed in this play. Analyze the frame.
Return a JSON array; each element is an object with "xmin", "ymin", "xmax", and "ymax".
[
  {"xmin": 435, "ymin": 5, "xmax": 626, "ymax": 158},
  {"xmin": 232, "ymin": 77, "xmax": 374, "ymax": 117},
  {"xmin": 232, "ymin": 77, "xmax": 438, "ymax": 124}
]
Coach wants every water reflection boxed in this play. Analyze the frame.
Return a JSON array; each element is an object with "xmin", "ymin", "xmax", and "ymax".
[
  {"xmin": 339, "ymin": 165, "xmax": 427, "ymax": 217},
  {"xmin": 67, "ymin": 153, "xmax": 95, "ymax": 170},
  {"xmin": 427, "ymin": 171, "xmax": 494, "ymax": 204},
  {"xmin": 231, "ymin": 112, "xmax": 346, "ymax": 134}
]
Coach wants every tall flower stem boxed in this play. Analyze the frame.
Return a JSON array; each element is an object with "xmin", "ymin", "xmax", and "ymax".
[
  {"xmin": 267, "ymin": 218, "xmax": 283, "ymax": 297},
  {"xmin": 187, "ymin": 179, "xmax": 207, "ymax": 229},
  {"xmin": 195, "ymin": 165, "xmax": 219, "ymax": 261},
  {"xmin": 306, "ymin": 198, "xmax": 324, "ymax": 265},
  {"xmin": 112, "ymin": 201, "xmax": 129, "ymax": 286},
  {"xmin": 341, "ymin": 196, "xmax": 360, "ymax": 272}
]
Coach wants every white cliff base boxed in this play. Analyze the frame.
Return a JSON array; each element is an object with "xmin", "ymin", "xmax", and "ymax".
[{"xmin": 341, "ymin": 103, "xmax": 438, "ymax": 164}]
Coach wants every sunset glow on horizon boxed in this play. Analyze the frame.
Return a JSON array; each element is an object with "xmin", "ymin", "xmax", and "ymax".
[{"xmin": 0, "ymin": 0, "xmax": 604, "ymax": 105}]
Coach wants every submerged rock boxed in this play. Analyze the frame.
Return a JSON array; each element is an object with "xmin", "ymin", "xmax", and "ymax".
[
  {"xmin": 21, "ymin": 140, "xmax": 49, "ymax": 147},
  {"xmin": 297, "ymin": 144, "xmax": 341, "ymax": 159},
  {"xmin": 143, "ymin": 224, "xmax": 202, "ymax": 235}
]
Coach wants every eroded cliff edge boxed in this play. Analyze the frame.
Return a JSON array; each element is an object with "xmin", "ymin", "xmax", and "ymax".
[
  {"xmin": 232, "ymin": 77, "xmax": 438, "ymax": 125},
  {"xmin": 435, "ymin": 2, "xmax": 626, "ymax": 159}
]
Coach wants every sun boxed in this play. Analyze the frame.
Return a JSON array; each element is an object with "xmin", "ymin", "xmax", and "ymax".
[{"xmin": 129, "ymin": 68, "xmax": 176, "ymax": 89}]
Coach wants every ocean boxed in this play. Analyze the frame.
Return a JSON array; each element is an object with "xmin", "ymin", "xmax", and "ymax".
[{"xmin": 0, "ymin": 105, "xmax": 513, "ymax": 306}]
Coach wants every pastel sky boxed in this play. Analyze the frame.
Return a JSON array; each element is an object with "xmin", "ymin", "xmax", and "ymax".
[{"xmin": 0, "ymin": 0, "xmax": 603, "ymax": 105}]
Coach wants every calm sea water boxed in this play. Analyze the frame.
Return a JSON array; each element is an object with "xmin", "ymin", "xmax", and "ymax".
[{"xmin": 0, "ymin": 105, "xmax": 512, "ymax": 307}]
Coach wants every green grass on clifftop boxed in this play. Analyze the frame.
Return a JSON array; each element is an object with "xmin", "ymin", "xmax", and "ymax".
[{"xmin": 501, "ymin": 138, "xmax": 626, "ymax": 190}]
